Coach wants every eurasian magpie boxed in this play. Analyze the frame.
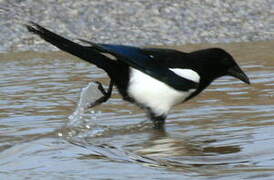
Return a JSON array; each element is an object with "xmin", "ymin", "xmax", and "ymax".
[{"xmin": 25, "ymin": 22, "xmax": 250, "ymax": 128}]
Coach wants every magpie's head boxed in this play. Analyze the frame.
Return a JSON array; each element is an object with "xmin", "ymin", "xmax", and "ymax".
[{"xmin": 192, "ymin": 48, "xmax": 250, "ymax": 84}]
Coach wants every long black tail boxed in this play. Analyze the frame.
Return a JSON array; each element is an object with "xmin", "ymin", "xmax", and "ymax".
[{"xmin": 25, "ymin": 22, "xmax": 115, "ymax": 74}]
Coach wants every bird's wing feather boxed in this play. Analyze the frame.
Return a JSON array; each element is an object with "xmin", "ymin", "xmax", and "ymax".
[{"xmin": 82, "ymin": 42, "xmax": 198, "ymax": 91}]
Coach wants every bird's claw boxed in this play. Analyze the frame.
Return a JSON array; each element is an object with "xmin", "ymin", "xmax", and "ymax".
[{"xmin": 86, "ymin": 80, "xmax": 114, "ymax": 109}]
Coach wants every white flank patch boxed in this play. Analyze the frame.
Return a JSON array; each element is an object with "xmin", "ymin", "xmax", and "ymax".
[{"xmin": 128, "ymin": 68, "xmax": 198, "ymax": 116}]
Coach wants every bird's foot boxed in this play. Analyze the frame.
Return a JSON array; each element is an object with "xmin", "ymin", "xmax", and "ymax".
[
  {"xmin": 153, "ymin": 121, "xmax": 165, "ymax": 130},
  {"xmin": 86, "ymin": 80, "xmax": 113, "ymax": 109},
  {"xmin": 152, "ymin": 118, "xmax": 165, "ymax": 129},
  {"xmin": 148, "ymin": 112, "xmax": 166, "ymax": 129}
]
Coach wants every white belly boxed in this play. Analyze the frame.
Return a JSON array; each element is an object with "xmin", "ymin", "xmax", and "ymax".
[{"xmin": 128, "ymin": 68, "xmax": 198, "ymax": 116}]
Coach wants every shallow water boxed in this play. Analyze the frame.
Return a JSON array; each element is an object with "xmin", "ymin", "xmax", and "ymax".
[{"xmin": 0, "ymin": 41, "xmax": 274, "ymax": 179}]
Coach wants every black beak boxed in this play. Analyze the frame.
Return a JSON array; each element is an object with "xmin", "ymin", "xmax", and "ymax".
[{"xmin": 228, "ymin": 65, "xmax": 250, "ymax": 84}]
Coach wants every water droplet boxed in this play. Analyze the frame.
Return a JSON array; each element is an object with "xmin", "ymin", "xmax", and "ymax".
[{"xmin": 68, "ymin": 131, "xmax": 74, "ymax": 137}]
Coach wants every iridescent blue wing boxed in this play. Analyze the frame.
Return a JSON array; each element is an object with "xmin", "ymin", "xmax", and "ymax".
[{"xmin": 84, "ymin": 42, "xmax": 198, "ymax": 91}]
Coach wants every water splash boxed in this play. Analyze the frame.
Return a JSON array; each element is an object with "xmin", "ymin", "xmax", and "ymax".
[
  {"xmin": 63, "ymin": 81, "xmax": 152, "ymax": 138},
  {"xmin": 57, "ymin": 81, "xmax": 111, "ymax": 139},
  {"xmin": 68, "ymin": 82, "xmax": 104, "ymax": 126},
  {"xmin": 57, "ymin": 82, "xmax": 158, "ymax": 167}
]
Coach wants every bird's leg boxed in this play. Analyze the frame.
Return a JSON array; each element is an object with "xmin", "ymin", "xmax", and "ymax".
[
  {"xmin": 147, "ymin": 111, "xmax": 166, "ymax": 129},
  {"xmin": 87, "ymin": 80, "xmax": 114, "ymax": 108},
  {"xmin": 152, "ymin": 116, "xmax": 166, "ymax": 129}
]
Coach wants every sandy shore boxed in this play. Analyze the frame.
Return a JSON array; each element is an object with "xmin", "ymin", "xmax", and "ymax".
[{"xmin": 0, "ymin": 0, "xmax": 273, "ymax": 52}]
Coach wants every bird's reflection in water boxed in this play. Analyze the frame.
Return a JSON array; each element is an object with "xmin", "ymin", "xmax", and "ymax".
[
  {"xmin": 71, "ymin": 123, "xmax": 241, "ymax": 172},
  {"xmin": 136, "ymin": 128, "xmax": 241, "ymax": 158}
]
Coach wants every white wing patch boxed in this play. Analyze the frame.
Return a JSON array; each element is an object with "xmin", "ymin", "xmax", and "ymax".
[
  {"xmin": 169, "ymin": 68, "xmax": 200, "ymax": 83},
  {"xmin": 100, "ymin": 52, "xmax": 117, "ymax": 61}
]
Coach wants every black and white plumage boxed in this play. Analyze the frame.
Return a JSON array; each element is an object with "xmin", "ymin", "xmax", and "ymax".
[{"xmin": 26, "ymin": 22, "xmax": 250, "ymax": 128}]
